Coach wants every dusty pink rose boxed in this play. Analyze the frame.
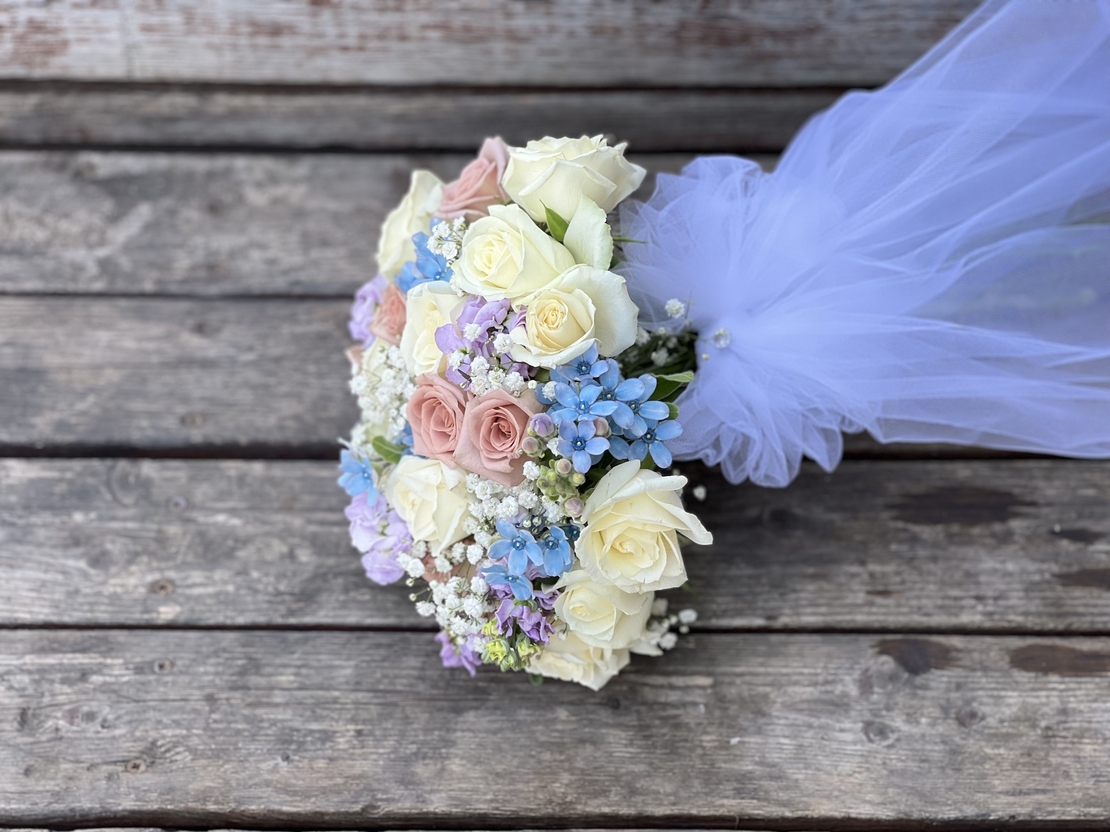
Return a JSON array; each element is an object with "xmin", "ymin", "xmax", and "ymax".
[
  {"xmin": 407, "ymin": 374, "xmax": 470, "ymax": 466},
  {"xmin": 438, "ymin": 137, "xmax": 510, "ymax": 221},
  {"xmin": 369, "ymin": 282, "xmax": 407, "ymax": 345},
  {"xmin": 454, "ymin": 389, "xmax": 543, "ymax": 486}
]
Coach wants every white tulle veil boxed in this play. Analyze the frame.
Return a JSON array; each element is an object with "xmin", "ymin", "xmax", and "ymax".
[{"xmin": 620, "ymin": 0, "xmax": 1110, "ymax": 486}]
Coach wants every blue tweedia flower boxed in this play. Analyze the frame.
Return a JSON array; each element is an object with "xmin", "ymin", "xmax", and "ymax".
[
  {"xmin": 482, "ymin": 564, "xmax": 533, "ymax": 601},
  {"xmin": 488, "ymin": 519, "xmax": 544, "ymax": 576},
  {"xmin": 611, "ymin": 373, "xmax": 671, "ymax": 437},
  {"xmin": 559, "ymin": 523, "xmax": 581, "ymax": 543},
  {"xmin": 550, "ymin": 344, "xmax": 607, "ymax": 385},
  {"xmin": 595, "ymin": 360, "xmax": 655, "ymax": 431},
  {"xmin": 538, "ymin": 526, "xmax": 573, "ymax": 577},
  {"xmin": 395, "ymin": 229, "xmax": 453, "ymax": 293},
  {"xmin": 556, "ymin": 419, "xmax": 610, "ymax": 474},
  {"xmin": 551, "ymin": 381, "xmax": 619, "ymax": 424},
  {"xmin": 337, "ymin": 450, "xmax": 377, "ymax": 498},
  {"xmin": 609, "ymin": 418, "xmax": 683, "ymax": 468}
]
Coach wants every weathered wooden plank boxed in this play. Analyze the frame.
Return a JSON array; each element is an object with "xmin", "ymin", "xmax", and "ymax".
[
  {"xmin": 0, "ymin": 1, "xmax": 975, "ymax": 87},
  {"xmin": 0, "ymin": 152, "xmax": 713, "ymax": 296},
  {"xmin": 2, "ymin": 459, "xmax": 1108, "ymax": 631},
  {"xmin": 0, "ymin": 297, "xmax": 357, "ymax": 449},
  {"xmin": 3, "ymin": 629, "xmax": 1110, "ymax": 824},
  {"xmin": 0, "ymin": 85, "xmax": 837, "ymax": 152}
]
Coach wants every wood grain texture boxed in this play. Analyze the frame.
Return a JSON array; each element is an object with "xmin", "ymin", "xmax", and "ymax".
[
  {"xmin": 0, "ymin": 85, "xmax": 838, "ymax": 152},
  {"xmin": 4, "ymin": 629, "xmax": 1110, "ymax": 825},
  {"xmin": 3, "ymin": 458, "xmax": 1108, "ymax": 631},
  {"xmin": 0, "ymin": 1, "xmax": 975, "ymax": 87},
  {"xmin": 0, "ymin": 151, "xmax": 711, "ymax": 296}
]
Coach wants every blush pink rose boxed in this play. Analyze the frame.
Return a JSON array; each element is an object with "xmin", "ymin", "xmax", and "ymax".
[
  {"xmin": 369, "ymin": 282, "xmax": 406, "ymax": 346},
  {"xmin": 438, "ymin": 137, "xmax": 510, "ymax": 221},
  {"xmin": 407, "ymin": 374, "xmax": 470, "ymax": 466},
  {"xmin": 454, "ymin": 389, "xmax": 543, "ymax": 486}
]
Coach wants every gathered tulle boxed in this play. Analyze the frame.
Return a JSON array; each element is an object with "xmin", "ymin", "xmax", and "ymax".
[{"xmin": 619, "ymin": 0, "xmax": 1110, "ymax": 486}]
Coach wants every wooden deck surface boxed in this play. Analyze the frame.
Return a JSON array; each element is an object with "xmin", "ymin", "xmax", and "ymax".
[{"xmin": 1, "ymin": 2, "xmax": 1108, "ymax": 830}]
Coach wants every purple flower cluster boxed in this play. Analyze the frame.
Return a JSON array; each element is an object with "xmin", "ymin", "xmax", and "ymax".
[
  {"xmin": 344, "ymin": 490, "xmax": 412, "ymax": 585},
  {"xmin": 434, "ymin": 295, "xmax": 529, "ymax": 389},
  {"xmin": 348, "ymin": 274, "xmax": 387, "ymax": 345},
  {"xmin": 436, "ymin": 631, "xmax": 483, "ymax": 676},
  {"xmin": 492, "ymin": 583, "xmax": 557, "ymax": 644}
]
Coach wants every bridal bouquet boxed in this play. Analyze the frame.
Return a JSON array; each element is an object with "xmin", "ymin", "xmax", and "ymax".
[{"xmin": 339, "ymin": 137, "xmax": 712, "ymax": 691}]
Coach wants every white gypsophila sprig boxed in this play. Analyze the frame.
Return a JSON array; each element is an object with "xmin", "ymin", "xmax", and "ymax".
[
  {"xmin": 350, "ymin": 344, "xmax": 415, "ymax": 443},
  {"xmin": 427, "ymin": 218, "xmax": 467, "ymax": 265}
]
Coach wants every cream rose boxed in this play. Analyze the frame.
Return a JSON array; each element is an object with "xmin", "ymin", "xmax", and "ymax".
[
  {"xmin": 508, "ymin": 264, "xmax": 639, "ymax": 368},
  {"xmin": 554, "ymin": 570, "xmax": 653, "ymax": 650},
  {"xmin": 376, "ymin": 170, "xmax": 444, "ymax": 279},
  {"xmin": 383, "ymin": 456, "xmax": 470, "ymax": 555},
  {"xmin": 525, "ymin": 631, "xmax": 629, "ymax": 691},
  {"xmin": 454, "ymin": 204, "xmax": 575, "ymax": 301},
  {"xmin": 577, "ymin": 460, "xmax": 713, "ymax": 593},
  {"xmin": 399, "ymin": 281, "xmax": 462, "ymax": 377},
  {"xmin": 501, "ymin": 135, "xmax": 647, "ymax": 223}
]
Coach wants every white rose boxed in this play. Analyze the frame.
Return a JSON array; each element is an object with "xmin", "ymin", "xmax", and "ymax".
[
  {"xmin": 454, "ymin": 204, "xmax": 575, "ymax": 301},
  {"xmin": 376, "ymin": 170, "xmax": 444, "ymax": 279},
  {"xmin": 501, "ymin": 135, "xmax": 647, "ymax": 223},
  {"xmin": 384, "ymin": 456, "xmax": 470, "ymax": 555},
  {"xmin": 508, "ymin": 264, "xmax": 639, "ymax": 368},
  {"xmin": 526, "ymin": 630, "xmax": 629, "ymax": 691},
  {"xmin": 554, "ymin": 570, "xmax": 653, "ymax": 650},
  {"xmin": 399, "ymin": 281, "xmax": 461, "ymax": 377},
  {"xmin": 562, "ymin": 196, "xmax": 614, "ymax": 270},
  {"xmin": 577, "ymin": 460, "xmax": 713, "ymax": 593}
]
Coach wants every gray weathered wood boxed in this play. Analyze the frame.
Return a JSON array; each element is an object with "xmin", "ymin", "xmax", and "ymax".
[
  {"xmin": 2, "ymin": 458, "xmax": 1108, "ymax": 631},
  {"xmin": 0, "ymin": 151, "xmax": 714, "ymax": 296},
  {"xmin": 0, "ymin": 1, "xmax": 975, "ymax": 87},
  {"xmin": 0, "ymin": 86, "xmax": 837, "ymax": 152},
  {"xmin": 3, "ymin": 629, "xmax": 1110, "ymax": 824}
]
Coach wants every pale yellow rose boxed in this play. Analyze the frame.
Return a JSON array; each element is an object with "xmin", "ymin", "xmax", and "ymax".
[
  {"xmin": 577, "ymin": 460, "xmax": 713, "ymax": 593},
  {"xmin": 399, "ymin": 281, "xmax": 462, "ymax": 377},
  {"xmin": 454, "ymin": 204, "xmax": 575, "ymax": 301},
  {"xmin": 508, "ymin": 265, "xmax": 639, "ymax": 368},
  {"xmin": 376, "ymin": 170, "xmax": 444, "ymax": 279},
  {"xmin": 501, "ymin": 135, "xmax": 647, "ymax": 223},
  {"xmin": 525, "ymin": 630, "xmax": 630, "ymax": 691},
  {"xmin": 554, "ymin": 570, "xmax": 653, "ymax": 650},
  {"xmin": 383, "ymin": 456, "xmax": 470, "ymax": 555}
]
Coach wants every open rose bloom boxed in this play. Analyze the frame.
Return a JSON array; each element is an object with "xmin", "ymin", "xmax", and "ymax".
[{"xmin": 339, "ymin": 136, "xmax": 711, "ymax": 690}]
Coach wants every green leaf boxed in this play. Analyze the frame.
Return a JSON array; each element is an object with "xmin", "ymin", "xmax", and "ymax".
[
  {"xmin": 667, "ymin": 402, "xmax": 680, "ymax": 420},
  {"xmin": 658, "ymin": 370, "xmax": 695, "ymax": 384},
  {"xmin": 544, "ymin": 205, "xmax": 569, "ymax": 242},
  {"xmin": 371, "ymin": 436, "xmax": 404, "ymax": 465},
  {"xmin": 651, "ymin": 377, "xmax": 684, "ymax": 401},
  {"xmin": 612, "ymin": 235, "xmax": 645, "ymax": 244}
]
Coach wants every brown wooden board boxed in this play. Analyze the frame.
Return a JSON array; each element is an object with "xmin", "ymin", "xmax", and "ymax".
[
  {"xmin": 0, "ymin": 86, "xmax": 838, "ymax": 153},
  {"xmin": 3, "ymin": 629, "xmax": 1110, "ymax": 825},
  {"xmin": 0, "ymin": 1, "xmax": 976, "ymax": 88},
  {"xmin": 2, "ymin": 458, "xmax": 1108, "ymax": 632}
]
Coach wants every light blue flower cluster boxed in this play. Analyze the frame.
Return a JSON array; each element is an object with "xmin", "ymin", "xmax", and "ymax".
[
  {"xmin": 541, "ymin": 345, "xmax": 684, "ymax": 471},
  {"xmin": 396, "ymin": 226, "xmax": 453, "ymax": 293},
  {"xmin": 483, "ymin": 519, "xmax": 573, "ymax": 601},
  {"xmin": 337, "ymin": 450, "xmax": 377, "ymax": 498}
]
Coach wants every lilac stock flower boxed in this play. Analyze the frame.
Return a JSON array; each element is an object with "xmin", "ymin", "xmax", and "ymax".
[
  {"xmin": 551, "ymin": 381, "xmax": 619, "ymax": 424},
  {"xmin": 538, "ymin": 526, "xmax": 573, "ymax": 577},
  {"xmin": 434, "ymin": 296, "xmax": 528, "ymax": 388},
  {"xmin": 436, "ymin": 631, "xmax": 482, "ymax": 676},
  {"xmin": 337, "ymin": 450, "xmax": 376, "ymax": 497},
  {"xmin": 396, "ymin": 229, "xmax": 453, "ymax": 293},
  {"xmin": 556, "ymin": 419, "xmax": 609, "ymax": 474},
  {"xmin": 345, "ymin": 491, "xmax": 410, "ymax": 585},
  {"xmin": 494, "ymin": 596, "xmax": 554, "ymax": 644},
  {"xmin": 609, "ymin": 418, "xmax": 683, "ymax": 468},
  {"xmin": 348, "ymin": 274, "xmax": 387, "ymax": 344},
  {"xmin": 488, "ymin": 519, "xmax": 544, "ymax": 575}
]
